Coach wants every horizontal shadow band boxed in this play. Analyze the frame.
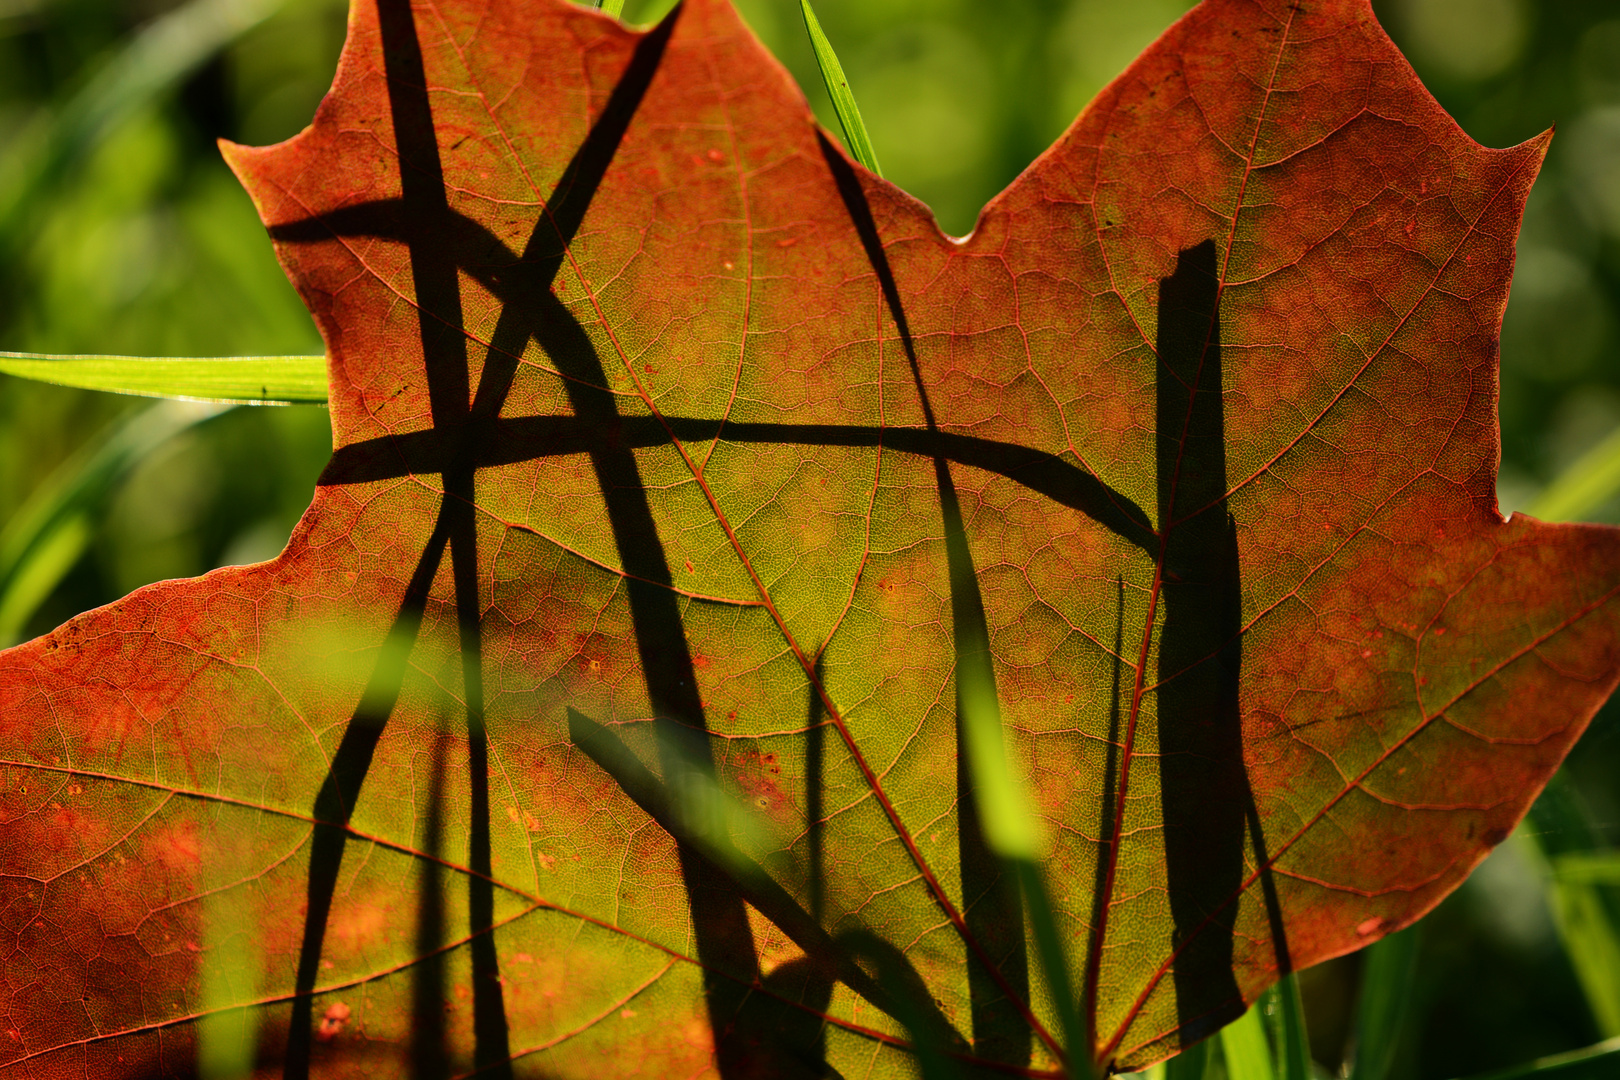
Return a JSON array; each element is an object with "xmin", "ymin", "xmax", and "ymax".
[{"xmin": 319, "ymin": 415, "xmax": 1157, "ymax": 555}]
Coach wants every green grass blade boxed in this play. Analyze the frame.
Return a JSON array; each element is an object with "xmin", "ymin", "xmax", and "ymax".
[
  {"xmin": 1349, "ymin": 926, "xmax": 1419, "ymax": 1080},
  {"xmin": 1453, "ymin": 1036, "xmax": 1620, "ymax": 1080},
  {"xmin": 0, "ymin": 513, "xmax": 92, "ymax": 646},
  {"xmin": 570, "ymin": 705, "xmax": 968, "ymax": 1078},
  {"xmin": 1524, "ymin": 424, "xmax": 1620, "ymax": 523},
  {"xmin": 596, "ymin": 0, "xmax": 625, "ymax": 17},
  {"xmin": 1221, "ymin": 1002, "xmax": 1276, "ymax": 1080},
  {"xmin": 949, "ymin": 486, "xmax": 1086, "ymax": 1073},
  {"xmin": 1553, "ymin": 853, "xmax": 1620, "ymax": 885},
  {"xmin": 798, "ymin": 0, "xmax": 882, "ymax": 176},
  {"xmin": 0, "ymin": 352, "xmax": 327, "ymax": 404},
  {"xmin": 957, "ymin": 605, "xmax": 1090, "ymax": 1073},
  {"xmin": 0, "ymin": 0, "xmax": 287, "ymax": 247},
  {"xmin": 0, "ymin": 401, "xmax": 226, "ymax": 646},
  {"xmin": 1164, "ymin": 1037, "xmax": 1211, "ymax": 1080},
  {"xmin": 958, "ymin": 654, "xmax": 1041, "ymax": 861},
  {"xmin": 1523, "ymin": 777, "xmax": 1620, "ymax": 1038},
  {"xmin": 1262, "ymin": 975, "xmax": 1312, "ymax": 1080},
  {"xmin": 1123, "ymin": 1064, "xmax": 1167, "ymax": 1080},
  {"xmin": 1550, "ymin": 879, "xmax": 1620, "ymax": 1037},
  {"xmin": 197, "ymin": 884, "xmax": 261, "ymax": 1080}
]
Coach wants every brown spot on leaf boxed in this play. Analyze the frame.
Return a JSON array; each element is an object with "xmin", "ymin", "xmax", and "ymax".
[{"xmin": 315, "ymin": 1001, "xmax": 352, "ymax": 1042}]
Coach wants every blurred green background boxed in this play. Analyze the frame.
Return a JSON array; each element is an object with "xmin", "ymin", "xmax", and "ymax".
[{"xmin": 0, "ymin": 0, "xmax": 1617, "ymax": 1076}]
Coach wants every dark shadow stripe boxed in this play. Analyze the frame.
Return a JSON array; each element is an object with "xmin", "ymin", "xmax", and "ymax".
[
  {"xmin": 1153, "ymin": 240, "xmax": 1262, "ymax": 1044},
  {"xmin": 804, "ymin": 656, "xmax": 830, "ymax": 1070},
  {"xmin": 286, "ymin": 0, "xmax": 492, "ymax": 1072},
  {"xmin": 410, "ymin": 739, "xmax": 449, "ymax": 1080},
  {"xmin": 532, "ymin": 252, "xmax": 770, "ymax": 1075},
  {"xmin": 820, "ymin": 131, "xmax": 1031, "ymax": 1070},
  {"xmin": 1082, "ymin": 578, "xmax": 1126, "ymax": 1046},
  {"xmin": 460, "ymin": 9, "xmax": 680, "ymax": 433},
  {"xmin": 1246, "ymin": 791, "xmax": 1292, "ymax": 977},
  {"xmin": 442, "ymin": 8, "xmax": 771, "ymax": 1069},
  {"xmin": 319, "ymin": 417, "xmax": 1156, "ymax": 555},
  {"xmin": 285, "ymin": 3, "xmax": 681, "ymax": 1074},
  {"xmin": 285, "ymin": 512, "xmax": 451, "ymax": 1080},
  {"xmin": 450, "ymin": 517, "xmax": 513, "ymax": 1073},
  {"xmin": 270, "ymin": 3, "xmax": 1188, "ymax": 1069}
]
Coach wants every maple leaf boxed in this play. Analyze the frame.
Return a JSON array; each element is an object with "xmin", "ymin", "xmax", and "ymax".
[{"xmin": 2, "ymin": 0, "xmax": 1618, "ymax": 1076}]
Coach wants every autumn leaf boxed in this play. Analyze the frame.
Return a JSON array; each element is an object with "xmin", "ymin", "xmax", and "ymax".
[{"xmin": 2, "ymin": 0, "xmax": 1618, "ymax": 1076}]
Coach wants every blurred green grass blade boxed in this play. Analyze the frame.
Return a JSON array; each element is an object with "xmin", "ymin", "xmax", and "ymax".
[
  {"xmin": 0, "ymin": 0, "xmax": 288, "ymax": 247},
  {"xmin": 0, "ymin": 352, "xmax": 327, "ymax": 404},
  {"xmin": 1221, "ymin": 1003, "xmax": 1275, "ymax": 1080},
  {"xmin": 1535, "ymin": 837, "xmax": 1620, "ymax": 1038},
  {"xmin": 0, "ymin": 401, "xmax": 226, "ymax": 646},
  {"xmin": 1454, "ymin": 1036, "xmax": 1620, "ymax": 1080},
  {"xmin": 1553, "ymin": 853, "xmax": 1620, "ymax": 885},
  {"xmin": 956, "ymin": 606, "xmax": 1086, "ymax": 1072},
  {"xmin": 947, "ymin": 492, "xmax": 1082, "ymax": 1071},
  {"xmin": 1549, "ymin": 879, "xmax": 1620, "ymax": 1037},
  {"xmin": 958, "ymin": 659, "xmax": 1041, "ymax": 860},
  {"xmin": 567, "ymin": 708, "xmax": 783, "ymax": 880},
  {"xmin": 1014, "ymin": 859, "xmax": 1093, "ymax": 1079},
  {"xmin": 1262, "ymin": 975, "xmax": 1312, "ymax": 1080},
  {"xmin": 1522, "ymin": 776, "xmax": 1620, "ymax": 1038},
  {"xmin": 0, "ymin": 513, "xmax": 91, "ymax": 645},
  {"xmin": 596, "ymin": 0, "xmax": 625, "ymax": 16},
  {"xmin": 569, "ymin": 706, "xmax": 970, "ymax": 1077},
  {"xmin": 1349, "ymin": 926, "xmax": 1419, "ymax": 1080},
  {"xmin": 1525, "ymin": 425, "xmax": 1620, "ymax": 523},
  {"xmin": 1350, "ymin": 927, "xmax": 1419, "ymax": 1080},
  {"xmin": 198, "ymin": 889, "xmax": 260, "ymax": 1080},
  {"xmin": 1165, "ymin": 1037, "xmax": 1211, "ymax": 1080},
  {"xmin": 799, "ymin": 0, "xmax": 883, "ymax": 176}
]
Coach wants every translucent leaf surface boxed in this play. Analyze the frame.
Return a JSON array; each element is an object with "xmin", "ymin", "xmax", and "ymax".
[{"xmin": 2, "ymin": 0, "xmax": 1618, "ymax": 1075}]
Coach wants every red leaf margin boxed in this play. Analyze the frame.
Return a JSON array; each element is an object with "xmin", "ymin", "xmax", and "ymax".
[{"xmin": 0, "ymin": 0, "xmax": 1616, "ymax": 1075}]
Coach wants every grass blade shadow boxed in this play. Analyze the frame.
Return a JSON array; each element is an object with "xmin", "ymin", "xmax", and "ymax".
[{"xmin": 567, "ymin": 705, "xmax": 967, "ymax": 1066}]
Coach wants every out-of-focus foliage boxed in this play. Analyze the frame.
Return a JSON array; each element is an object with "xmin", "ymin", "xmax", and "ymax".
[
  {"xmin": 0, "ymin": 0, "xmax": 339, "ymax": 637},
  {"xmin": 0, "ymin": 0, "xmax": 1616, "ymax": 1077}
]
